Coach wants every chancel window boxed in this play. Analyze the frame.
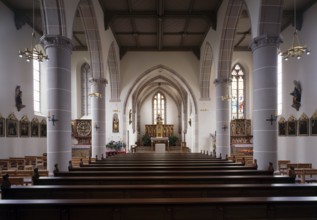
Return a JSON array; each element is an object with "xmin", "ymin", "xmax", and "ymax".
[
  {"xmin": 81, "ymin": 63, "xmax": 92, "ymax": 116},
  {"xmin": 153, "ymin": 92, "xmax": 166, "ymax": 124},
  {"xmin": 33, "ymin": 60, "xmax": 41, "ymax": 113},
  {"xmin": 231, "ymin": 64, "xmax": 245, "ymax": 119}
]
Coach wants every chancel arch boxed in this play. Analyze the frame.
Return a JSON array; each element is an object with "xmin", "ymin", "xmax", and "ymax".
[{"xmin": 122, "ymin": 65, "xmax": 199, "ymax": 151}]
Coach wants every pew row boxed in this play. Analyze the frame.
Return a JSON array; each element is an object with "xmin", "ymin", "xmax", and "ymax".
[
  {"xmin": 83, "ymin": 162, "xmax": 242, "ymax": 167},
  {"xmin": 71, "ymin": 165, "xmax": 256, "ymax": 171},
  {"xmin": 0, "ymin": 197, "xmax": 317, "ymax": 220},
  {"xmin": 56, "ymin": 170, "xmax": 273, "ymax": 177},
  {"xmin": 34, "ymin": 175, "xmax": 295, "ymax": 185},
  {"xmin": 3, "ymin": 183, "xmax": 317, "ymax": 200},
  {"xmin": 295, "ymin": 168, "xmax": 317, "ymax": 183}
]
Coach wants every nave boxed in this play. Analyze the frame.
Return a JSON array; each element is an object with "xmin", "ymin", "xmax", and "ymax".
[{"xmin": 1, "ymin": 153, "xmax": 317, "ymax": 220}]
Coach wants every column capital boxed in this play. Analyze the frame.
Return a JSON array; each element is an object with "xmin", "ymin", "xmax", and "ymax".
[
  {"xmin": 40, "ymin": 35, "xmax": 73, "ymax": 53},
  {"xmin": 89, "ymin": 78, "xmax": 108, "ymax": 86},
  {"xmin": 250, "ymin": 35, "xmax": 282, "ymax": 52},
  {"xmin": 213, "ymin": 77, "xmax": 232, "ymax": 85}
]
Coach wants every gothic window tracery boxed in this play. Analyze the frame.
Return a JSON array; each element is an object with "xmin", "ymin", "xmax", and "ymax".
[{"xmin": 231, "ymin": 64, "xmax": 245, "ymax": 119}]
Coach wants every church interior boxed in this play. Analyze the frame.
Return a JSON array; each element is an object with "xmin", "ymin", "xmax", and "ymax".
[{"xmin": 0, "ymin": 0, "xmax": 317, "ymax": 218}]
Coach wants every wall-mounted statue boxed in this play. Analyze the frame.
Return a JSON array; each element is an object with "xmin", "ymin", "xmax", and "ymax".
[
  {"xmin": 290, "ymin": 80, "xmax": 301, "ymax": 111},
  {"xmin": 113, "ymin": 114, "xmax": 119, "ymax": 133},
  {"xmin": 15, "ymin": 85, "xmax": 25, "ymax": 111}
]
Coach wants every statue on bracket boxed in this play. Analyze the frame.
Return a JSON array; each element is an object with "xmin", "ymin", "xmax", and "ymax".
[
  {"xmin": 290, "ymin": 80, "xmax": 301, "ymax": 111},
  {"xmin": 15, "ymin": 85, "xmax": 25, "ymax": 111}
]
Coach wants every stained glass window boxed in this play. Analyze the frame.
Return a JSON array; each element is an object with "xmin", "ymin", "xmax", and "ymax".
[
  {"xmin": 153, "ymin": 92, "xmax": 166, "ymax": 124},
  {"xmin": 231, "ymin": 64, "xmax": 245, "ymax": 119}
]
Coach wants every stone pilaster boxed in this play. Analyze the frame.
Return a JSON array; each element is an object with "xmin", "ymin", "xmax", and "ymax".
[
  {"xmin": 41, "ymin": 35, "xmax": 72, "ymax": 174},
  {"xmin": 250, "ymin": 35, "xmax": 282, "ymax": 169}
]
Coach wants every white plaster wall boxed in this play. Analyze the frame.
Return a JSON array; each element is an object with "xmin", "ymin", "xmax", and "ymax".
[
  {"xmin": 278, "ymin": 2, "xmax": 317, "ymax": 167},
  {"xmin": 0, "ymin": 3, "xmax": 46, "ymax": 158}
]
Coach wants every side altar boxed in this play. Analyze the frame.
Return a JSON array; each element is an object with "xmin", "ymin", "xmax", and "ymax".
[
  {"xmin": 230, "ymin": 119, "xmax": 253, "ymax": 155},
  {"xmin": 145, "ymin": 115, "xmax": 173, "ymax": 151}
]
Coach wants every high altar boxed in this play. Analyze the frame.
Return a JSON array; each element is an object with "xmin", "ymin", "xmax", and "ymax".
[{"xmin": 145, "ymin": 115, "xmax": 173, "ymax": 151}]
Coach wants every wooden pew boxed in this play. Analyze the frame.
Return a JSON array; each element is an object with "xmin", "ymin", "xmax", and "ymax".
[
  {"xmin": 295, "ymin": 168, "xmax": 317, "ymax": 183},
  {"xmin": 34, "ymin": 175, "xmax": 294, "ymax": 185},
  {"xmin": 71, "ymin": 165, "xmax": 256, "ymax": 171},
  {"xmin": 0, "ymin": 177, "xmax": 24, "ymax": 186},
  {"xmin": 85, "ymin": 162, "xmax": 242, "ymax": 167},
  {"xmin": 0, "ymin": 197, "xmax": 317, "ymax": 220},
  {"xmin": 1, "ymin": 170, "xmax": 49, "ymax": 177},
  {"xmin": 55, "ymin": 170, "xmax": 273, "ymax": 177},
  {"xmin": 3, "ymin": 183, "xmax": 317, "ymax": 200}
]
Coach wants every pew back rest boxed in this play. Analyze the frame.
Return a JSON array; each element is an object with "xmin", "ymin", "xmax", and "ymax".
[{"xmin": 287, "ymin": 163, "xmax": 312, "ymax": 169}]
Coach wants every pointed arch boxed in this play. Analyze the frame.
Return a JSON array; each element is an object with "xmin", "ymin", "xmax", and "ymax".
[
  {"xmin": 78, "ymin": 0, "xmax": 104, "ymax": 80},
  {"xmin": 200, "ymin": 42, "xmax": 213, "ymax": 100},
  {"xmin": 217, "ymin": 0, "xmax": 243, "ymax": 79},
  {"xmin": 107, "ymin": 42, "xmax": 120, "ymax": 101},
  {"xmin": 40, "ymin": 0, "xmax": 67, "ymax": 36}
]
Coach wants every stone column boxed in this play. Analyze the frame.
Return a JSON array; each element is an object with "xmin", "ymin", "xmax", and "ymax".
[
  {"xmin": 214, "ymin": 78, "xmax": 231, "ymax": 158},
  {"xmin": 41, "ymin": 35, "xmax": 72, "ymax": 174},
  {"xmin": 90, "ymin": 78, "xmax": 107, "ymax": 158},
  {"xmin": 250, "ymin": 35, "xmax": 281, "ymax": 170}
]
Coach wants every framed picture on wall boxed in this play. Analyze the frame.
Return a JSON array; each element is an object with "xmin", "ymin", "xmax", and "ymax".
[
  {"xmin": 31, "ymin": 118, "xmax": 39, "ymax": 137},
  {"xmin": 298, "ymin": 113, "xmax": 309, "ymax": 136},
  {"xmin": 310, "ymin": 114, "xmax": 317, "ymax": 136},
  {"xmin": 40, "ymin": 119, "xmax": 47, "ymax": 137},
  {"xmin": 0, "ymin": 117, "xmax": 5, "ymax": 137},
  {"xmin": 20, "ymin": 121, "xmax": 30, "ymax": 137},
  {"xmin": 20, "ymin": 115, "xmax": 30, "ymax": 137},
  {"xmin": 6, "ymin": 119, "xmax": 18, "ymax": 137},
  {"xmin": 287, "ymin": 116, "xmax": 297, "ymax": 136},
  {"xmin": 278, "ymin": 121, "xmax": 286, "ymax": 136}
]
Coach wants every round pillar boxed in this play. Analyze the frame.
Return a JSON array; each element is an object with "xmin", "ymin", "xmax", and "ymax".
[
  {"xmin": 250, "ymin": 35, "xmax": 281, "ymax": 169},
  {"xmin": 214, "ymin": 78, "xmax": 231, "ymax": 158},
  {"xmin": 90, "ymin": 78, "xmax": 107, "ymax": 158},
  {"xmin": 41, "ymin": 35, "xmax": 72, "ymax": 173}
]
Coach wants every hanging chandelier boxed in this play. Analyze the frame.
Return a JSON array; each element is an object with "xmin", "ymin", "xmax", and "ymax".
[
  {"xmin": 280, "ymin": 0, "xmax": 311, "ymax": 61},
  {"xmin": 18, "ymin": 0, "xmax": 48, "ymax": 62}
]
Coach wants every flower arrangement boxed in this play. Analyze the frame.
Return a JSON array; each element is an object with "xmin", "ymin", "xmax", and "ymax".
[{"xmin": 106, "ymin": 140, "xmax": 126, "ymax": 151}]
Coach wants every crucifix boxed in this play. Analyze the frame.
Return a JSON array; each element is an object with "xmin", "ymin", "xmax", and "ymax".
[
  {"xmin": 222, "ymin": 125, "xmax": 228, "ymax": 131},
  {"xmin": 266, "ymin": 114, "xmax": 277, "ymax": 125}
]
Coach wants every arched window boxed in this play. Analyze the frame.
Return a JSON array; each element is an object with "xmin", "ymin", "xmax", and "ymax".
[
  {"xmin": 277, "ymin": 54, "xmax": 283, "ymax": 115},
  {"xmin": 153, "ymin": 92, "xmax": 166, "ymax": 124},
  {"xmin": 231, "ymin": 64, "xmax": 245, "ymax": 119},
  {"xmin": 81, "ymin": 63, "xmax": 92, "ymax": 116},
  {"xmin": 33, "ymin": 60, "xmax": 41, "ymax": 113}
]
